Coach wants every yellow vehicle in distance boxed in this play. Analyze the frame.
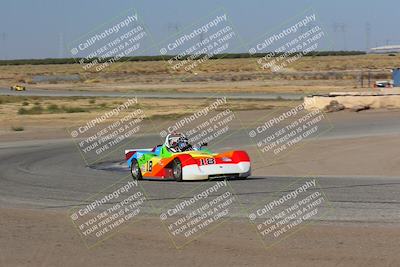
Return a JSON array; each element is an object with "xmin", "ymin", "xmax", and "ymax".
[{"xmin": 10, "ymin": 85, "xmax": 26, "ymax": 91}]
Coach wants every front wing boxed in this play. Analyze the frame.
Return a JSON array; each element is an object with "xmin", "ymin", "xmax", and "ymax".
[{"xmin": 182, "ymin": 161, "xmax": 251, "ymax": 180}]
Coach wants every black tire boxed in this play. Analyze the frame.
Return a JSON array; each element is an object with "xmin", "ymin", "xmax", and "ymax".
[
  {"xmin": 130, "ymin": 159, "xmax": 142, "ymax": 180},
  {"xmin": 172, "ymin": 158, "xmax": 183, "ymax": 182}
]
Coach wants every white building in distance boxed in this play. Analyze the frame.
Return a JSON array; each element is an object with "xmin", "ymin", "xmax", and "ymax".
[{"xmin": 370, "ymin": 45, "xmax": 400, "ymax": 53}]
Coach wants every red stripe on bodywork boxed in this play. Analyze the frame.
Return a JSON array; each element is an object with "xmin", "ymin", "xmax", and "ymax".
[
  {"xmin": 125, "ymin": 151, "xmax": 136, "ymax": 160},
  {"xmin": 194, "ymin": 150, "xmax": 250, "ymax": 165}
]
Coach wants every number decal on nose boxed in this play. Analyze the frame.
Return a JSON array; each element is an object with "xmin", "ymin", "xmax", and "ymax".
[
  {"xmin": 200, "ymin": 158, "xmax": 216, "ymax": 165},
  {"xmin": 147, "ymin": 161, "xmax": 153, "ymax": 172}
]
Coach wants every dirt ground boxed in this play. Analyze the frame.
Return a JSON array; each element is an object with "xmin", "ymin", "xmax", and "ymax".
[
  {"xmin": 1, "ymin": 109, "xmax": 400, "ymax": 266},
  {"xmin": 3, "ymin": 127, "xmax": 400, "ymax": 265},
  {"xmin": 0, "ymin": 96, "xmax": 295, "ymax": 141},
  {"xmin": 2, "ymin": 54, "xmax": 399, "ymax": 95},
  {"xmin": 0, "ymin": 208, "xmax": 398, "ymax": 267}
]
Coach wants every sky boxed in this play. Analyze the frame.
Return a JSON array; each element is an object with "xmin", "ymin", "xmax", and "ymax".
[{"xmin": 0, "ymin": 0, "xmax": 399, "ymax": 59}]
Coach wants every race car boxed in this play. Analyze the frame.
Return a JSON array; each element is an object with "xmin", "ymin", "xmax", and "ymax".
[
  {"xmin": 125, "ymin": 133, "xmax": 251, "ymax": 181},
  {"xmin": 10, "ymin": 85, "xmax": 26, "ymax": 91}
]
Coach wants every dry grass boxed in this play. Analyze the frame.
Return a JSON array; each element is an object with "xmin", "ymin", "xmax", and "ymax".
[
  {"xmin": 1, "ymin": 54, "xmax": 396, "ymax": 140},
  {"xmin": 0, "ymin": 54, "xmax": 397, "ymax": 107},
  {"xmin": 1, "ymin": 54, "xmax": 399, "ymax": 86},
  {"xmin": 0, "ymin": 96, "xmax": 294, "ymax": 137}
]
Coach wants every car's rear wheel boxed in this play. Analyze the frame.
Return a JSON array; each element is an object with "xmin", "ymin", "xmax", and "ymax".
[
  {"xmin": 130, "ymin": 159, "xmax": 142, "ymax": 180},
  {"xmin": 172, "ymin": 158, "xmax": 183, "ymax": 182}
]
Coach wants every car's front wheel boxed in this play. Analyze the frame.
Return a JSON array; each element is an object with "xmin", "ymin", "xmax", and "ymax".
[
  {"xmin": 172, "ymin": 158, "xmax": 183, "ymax": 182},
  {"xmin": 130, "ymin": 159, "xmax": 142, "ymax": 180}
]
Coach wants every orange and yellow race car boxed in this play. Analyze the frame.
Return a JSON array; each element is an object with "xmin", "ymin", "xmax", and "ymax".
[{"xmin": 10, "ymin": 85, "xmax": 26, "ymax": 91}]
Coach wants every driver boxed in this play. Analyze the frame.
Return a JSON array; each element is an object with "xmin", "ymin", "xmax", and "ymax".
[{"xmin": 165, "ymin": 133, "xmax": 193, "ymax": 152}]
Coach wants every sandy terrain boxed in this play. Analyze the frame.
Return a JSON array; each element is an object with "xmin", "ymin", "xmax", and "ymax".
[
  {"xmin": 0, "ymin": 208, "xmax": 399, "ymax": 267},
  {"xmin": 1, "ymin": 54, "xmax": 400, "ymax": 266},
  {"xmin": 0, "ymin": 96, "xmax": 295, "ymax": 141},
  {"xmin": 1, "ymin": 108, "xmax": 400, "ymax": 266},
  {"xmin": 1, "ymin": 54, "xmax": 399, "ymax": 95}
]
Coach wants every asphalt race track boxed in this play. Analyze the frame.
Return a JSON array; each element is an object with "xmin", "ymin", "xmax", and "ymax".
[
  {"xmin": 1, "ymin": 111, "xmax": 400, "ymax": 224},
  {"xmin": 0, "ymin": 88, "xmax": 304, "ymax": 100}
]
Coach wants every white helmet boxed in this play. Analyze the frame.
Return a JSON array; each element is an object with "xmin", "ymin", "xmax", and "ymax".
[{"xmin": 164, "ymin": 133, "xmax": 190, "ymax": 152}]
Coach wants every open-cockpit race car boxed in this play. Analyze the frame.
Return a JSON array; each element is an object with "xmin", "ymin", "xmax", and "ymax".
[{"xmin": 125, "ymin": 133, "xmax": 251, "ymax": 181}]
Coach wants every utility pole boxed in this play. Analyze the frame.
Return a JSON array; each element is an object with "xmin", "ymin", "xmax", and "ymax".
[
  {"xmin": 1, "ymin": 32, "xmax": 7, "ymax": 60},
  {"xmin": 58, "ymin": 32, "xmax": 64, "ymax": 58},
  {"xmin": 333, "ymin": 22, "xmax": 347, "ymax": 50},
  {"xmin": 368, "ymin": 70, "xmax": 371, "ymax": 88},
  {"xmin": 360, "ymin": 70, "xmax": 364, "ymax": 88},
  {"xmin": 365, "ymin": 22, "xmax": 371, "ymax": 52},
  {"xmin": 167, "ymin": 22, "xmax": 180, "ymax": 34}
]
